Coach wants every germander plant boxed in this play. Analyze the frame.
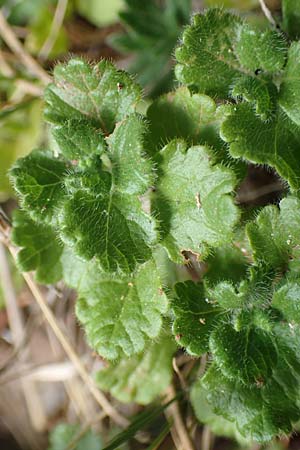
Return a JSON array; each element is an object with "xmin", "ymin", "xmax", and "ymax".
[{"xmin": 9, "ymin": 2, "xmax": 300, "ymax": 443}]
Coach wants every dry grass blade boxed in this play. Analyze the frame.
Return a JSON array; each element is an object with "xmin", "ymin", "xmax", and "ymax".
[
  {"xmin": 165, "ymin": 384, "xmax": 195, "ymax": 450},
  {"xmin": 258, "ymin": 0, "xmax": 277, "ymax": 26},
  {"xmin": 0, "ymin": 10, "xmax": 51, "ymax": 84},
  {"xmin": 0, "ymin": 242, "xmax": 47, "ymax": 432},
  {"xmin": 38, "ymin": 0, "xmax": 68, "ymax": 60},
  {"xmin": 1, "ymin": 233, "xmax": 129, "ymax": 428},
  {"xmin": 21, "ymin": 269, "xmax": 129, "ymax": 428}
]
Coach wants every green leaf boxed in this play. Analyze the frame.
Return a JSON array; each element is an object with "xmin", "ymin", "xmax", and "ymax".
[
  {"xmin": 153, "ymin": 140, "xmax": 240, "ymax": 262},
  {"xmin": 146, "ymin": 87, "xmax": 217, "ymax": 152},
  {"xmin": 201, "ymin": 323, "xmax": 300, "ymax": 441},
  {"xmin": 246, "ymin": 205, "xmax": 289, "ymax": 270},
  {"xmin": 59, "ymin": 115, "xmax": 157, "ymax": 272},
  {"xmin": 282, "ymin": 0, "xmax": 300, "ymax": 39},
  {"xmin": 10, "ymin": 150, "xmax": 67, "ymax": 225},
  {"xmin": 211, "ymin": 281, "xmax": 244, "ymax": 309},
  {"xmin": 191, "ymin": 378, "xmax": 251, "ymax": 445},
  {"xmin": 48, "ymin": 423, "xmax": 102, "ymax": 450},
  {"xmin": 279, "ymin": 42, "xmax": 300, "ymax": 126},
  {"xmin": 45, "ymin": 59, "xmax": 142, "ymax": 134},
  {"xmin": 246, "ymin": 197, "xmax": 300, "ymax": 270},
  {"xmin": 221, "ymin": 102, "xmax": 300, "ymax": 190},
  {"xmin": 209, "ymin": 322, "xmax": 278, "ymax": 385},
  {"xmin": 172, "ymin": 281, "xmax": 224, "ymax": 356},
  {"xmin": 273, "ymin": 280, "xmax": 300, "ymax": 322},
  {"xmin": 231, "ymin": 76, "xmax": 277, "ymax": 121},
  {"xmin": 175, "ymin": 9, "xmax": 243, "ymax": 97},
  {"xmin": 204, "ymin": 244, "xmax": 249, "ymax": 287},
  {"xmin": 51, "ymin": 119, "xmax": 107, "ymax": 165},
  {"xmin": 210, "ymin": 265, "xmax": 275, "ymax": 315},
  {"xmin": 175, "ymin": 9, "xmax": 287, "ymax": 101},
  {"xmin": 11, "ymin": 210, "xmax": 63, "ymax": 284},
  {"xmin": 96, "ymin": 332, "xmax": 175, "ymax": 403},
  {"xmin": 235, "ymin": 27, "xmax": 287, "ymax": 74},
  {"xmin": 75, "ymin": 259, "xmax": 168, "ymax": 360}
]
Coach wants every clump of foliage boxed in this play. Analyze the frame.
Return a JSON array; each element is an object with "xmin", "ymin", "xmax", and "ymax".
[
  {"xmin": 9, "ymin": 0, "xmax": 300, "ymax": 443},
  {"xmin": 110, "ymin": 0, "xmax": 191, "ymax": 96}
]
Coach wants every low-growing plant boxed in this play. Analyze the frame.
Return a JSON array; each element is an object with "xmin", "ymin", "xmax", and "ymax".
[{"xmin": 9, "ymin": 1, "xmax": 300, "ymax": 443}]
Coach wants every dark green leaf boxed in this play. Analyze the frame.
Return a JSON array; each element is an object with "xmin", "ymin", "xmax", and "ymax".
[
  {"xmin": 221, "ymin": 103, "xmax": 300, "ymax": 190},
  {"xmin": 172, "ymin": 281, "xmax": 224, "ymax": 356},
  {"xmin": 175, "ymin": 9, "xmax": 242, "ymax": 97},
  {"xmin": 11, "ymin": 210, "xmax": 63, "ymax": 284},
  {"xmin": 282, "ymin": 0, "xmax": 300, "ymax": 39},
  {"xmin": 59, "ymin": 115, "xmax": 157, "ymax": 272},
  {"xmin": 10, "ymin": 150, "xmax": 67, "ymax": 224}
]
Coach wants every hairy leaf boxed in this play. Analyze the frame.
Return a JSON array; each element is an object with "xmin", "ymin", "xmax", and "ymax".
[
  {"xmin": 205, "ymin": 244, "xmax": 249, "ymax": 287},
  {"xmin": 231, "ymin": 76, "xmax": 277, "ymax": 121},
  {"xmin": 60, "ymin": 115, "xmax": 157, "ymax": 272},
  {"xmin": 209, "ymin": 322, "xmax": 278, "ymax": 385},
  {"xmin": 175, "ymin": 9, "xmax": 242, "ymax": 97},
  {"xmin": 75, "ymin": 259, "xmax": 168, "ymax": 360},
  {"xmin": 201, "ymin": 323, "xmax": 300, "ymax": 441},
  {"xmin": 175, "ymin": 9, "xmax": 287, "ymax": 100},
  {"xmin": 172, "ymin": 281, "xmax": 224, "ymax": 356},
  {"xmin": 247, "ymin": 197, "xmax": 300, "ymax": 270},
  {"xmin": 51, "ymin": 118, "xmax": 107, "ymax": 165},
  {"xmin": 279, "ymin": 42, "xmax": 300, "ymax": 126},
  {"xmin": 146, "ymin": 87, "xmax": 217, "ymax": 151},
  {"xmin": 210, "ymin": 281, "xmax": 244, "ymax": 309},
  {"xmin": 273, "ymin": 280, "xmax": 300, "ymax": 322},
  {"xmin": 96, "ymin": 332, "xmax": 175, "ymax": 404},
  {"xmin": 246, "ymin": 206, "xmax": 289, "ymax": 270},
  {"xmin": 221, "ymin": 103, "xmax": 300, "ymax": 189},
  {"xmin": 235, "ymin": 27, "xmax": 287, "ymax": 73},
  {"xmin": 191, "ymin": 378, "xmax": 251, "ymax": 445},
  {"xmin": 10, "ymin": 150, "xmax": 67, "ymax": 224},
  {"xmin": 45, "ymin": 58, "xmax": 142, "ymax": 134},
  {"xmin": 153, "ymin": 140, "xmax": 239, "ymax": 262},
  {"xmin": 11, "ymin": 210, "xmax": 63, "ymax": 284}
]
